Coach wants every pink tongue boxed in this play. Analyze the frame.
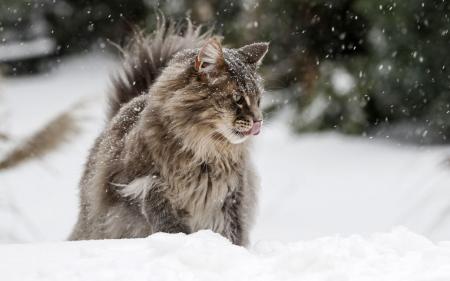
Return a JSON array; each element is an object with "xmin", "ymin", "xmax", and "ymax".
[{"xmin": 250, "ymin": 121, "xmax": 262, "ymax": 135}]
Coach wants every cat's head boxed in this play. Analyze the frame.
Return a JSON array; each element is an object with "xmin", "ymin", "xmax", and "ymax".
[
  {"xmin": 193, "ymin": 39, "xmax": 268, "ymax": 144},
  {"xmin": 155, "ymin": 38, "xmax": 268, "ymax": 157}
]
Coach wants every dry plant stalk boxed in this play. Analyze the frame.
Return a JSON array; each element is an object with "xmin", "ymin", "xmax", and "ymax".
[{"xmin": 0, "ymin": 108, "xmax": 80, "ymax": 170}]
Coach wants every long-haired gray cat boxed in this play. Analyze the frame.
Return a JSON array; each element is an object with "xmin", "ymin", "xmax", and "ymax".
[{"xmin": 70, "ymin": 20, "xmax": 268, "ymax": 246}]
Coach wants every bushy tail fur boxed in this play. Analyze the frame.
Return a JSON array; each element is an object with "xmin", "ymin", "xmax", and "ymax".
[{"xmin": 109, "ymin": 18, "xmax": 212, "ymax": 119}]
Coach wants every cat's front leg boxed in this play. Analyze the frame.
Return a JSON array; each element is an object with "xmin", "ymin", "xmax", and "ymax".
[
  {"xmin": 141, "ymin": 189, "xmax": 191, "ymax": 234},
  {"xmin": 222, "ymin": 191, "xmax": 247, "ymax": 246}
]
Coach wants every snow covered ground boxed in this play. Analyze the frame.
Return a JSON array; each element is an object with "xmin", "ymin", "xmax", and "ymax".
[
  {"xmin": 1, "ymin": 53, "xmax": 450, "ymax": 279},
  {"xmin": 2, "ymin": 228, "xmax": 450, "ymax": 281}
]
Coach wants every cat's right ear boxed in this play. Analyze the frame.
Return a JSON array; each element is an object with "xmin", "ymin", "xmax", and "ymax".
[
  {"xmin": 195, "ymin": 38, "xmax": 224, "ymax": 74},
  {"xmin": 238, "ymin": 42, "xmax": 269, "ymax": 66}
]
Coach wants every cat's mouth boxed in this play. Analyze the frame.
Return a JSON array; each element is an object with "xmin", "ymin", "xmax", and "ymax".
[
  {"xmin": 234, "ymin": 120, "xmax": 262, "ymax": 136},
  {"xmin": 217, "ymin": 121, "xmax": 262, "ymax": 144}
]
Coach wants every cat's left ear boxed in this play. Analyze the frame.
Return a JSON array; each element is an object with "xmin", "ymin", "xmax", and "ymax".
[
  {"xmin": 195, "ymin": 38, "xmax": 224, "ymax": 73},
  {"xmin": 239, "ymin": 42, "xmax": 269, "ymax": 66}
]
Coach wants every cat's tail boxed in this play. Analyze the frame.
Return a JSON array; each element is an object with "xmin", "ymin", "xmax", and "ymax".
[{"xmin": 108, "ymin": 16, "xmax": 212, "ymax": 119}]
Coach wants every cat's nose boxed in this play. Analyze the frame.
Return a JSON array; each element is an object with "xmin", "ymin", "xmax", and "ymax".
[{"xmin": 250, "ymin": 120, "xmax": 262, "ymax": 135}]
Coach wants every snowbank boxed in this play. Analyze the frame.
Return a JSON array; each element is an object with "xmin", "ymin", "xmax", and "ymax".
[
  {"xmin": 1, "ymin": 228, "xmax": 450, "ymax": 281},
  {"xmin": 0, "ymin": 38, "xmax": 55, "ymax": 62}
]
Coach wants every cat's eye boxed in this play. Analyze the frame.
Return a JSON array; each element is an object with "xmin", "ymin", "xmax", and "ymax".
[
  {"xmin": 257, "ymin": 98, "xmax": 261, "ymax": 107},
  {"xmin": 200, "ymin": 62, "xmax": 210, "ymax": 69},
  {"xmin": 233, "ymin": 93, "xmax": 244, "ymax": 104}
]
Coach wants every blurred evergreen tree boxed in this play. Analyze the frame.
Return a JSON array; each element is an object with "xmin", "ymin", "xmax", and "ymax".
[
  {"xmin": 246, "ymin": 0, "xmax": 450, "ymax": 142},
  {"xmin": 348, "ymin": 0, "xmax": 450, "ymax": 142},
  {"xmin": 0, "ymin": 0, "xmax": 148, "ymax": 75},
  {"xmin": 145, "ymin": 0, "xmax": 242, "ymax": 42},
  {"xmin": 46, "ymin": 0, "xmax": 148, "ymax": 55},
  {"xmin": 243, "ymin": 0, "xmax": 450, "ymax": 142},
  {"xmin": 240, "ymin": 0, "xmax": 369, "ymax": 133}
]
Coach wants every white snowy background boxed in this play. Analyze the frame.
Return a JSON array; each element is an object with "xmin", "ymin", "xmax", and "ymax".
[{"xmin": 1, "ymin": 54, "xmax": 450, "ymax": 280}]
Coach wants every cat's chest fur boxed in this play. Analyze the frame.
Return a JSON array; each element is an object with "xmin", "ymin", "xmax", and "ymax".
[
  {"xmin": 121, "ymin": 161, "xmax": 242, "ymax": 233},
  {"xmin": 166, "ymin": 162, "xmax": 241, "ymax": 232}
]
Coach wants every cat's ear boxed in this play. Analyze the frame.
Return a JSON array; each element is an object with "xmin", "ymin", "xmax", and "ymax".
[
  {"xmin": 239, "ymin": 42, "xmax": 269, "ymax": 66},
  {"xmin": 195, "ymin": 38, "xmax": 224, "ymax": 73}
]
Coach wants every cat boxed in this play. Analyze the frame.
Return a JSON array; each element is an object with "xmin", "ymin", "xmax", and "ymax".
[{"xmin": 69, "ymin": 20, "xmax": 268, "ymax": 246}]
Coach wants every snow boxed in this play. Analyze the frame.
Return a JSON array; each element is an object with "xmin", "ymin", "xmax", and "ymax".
[
  {"xmin": 0, "ymin": 38, "xmax": 56, "ymax": 61},
  {"xmin": 331, "ymin": 68, "xmax": 355, "ymax": 94},
  {"xmin": 2, "ymin": 228, "xmax": 450, "ymax": 281},
  {"xmin": 1, "ymin": 53, "xmax": 450, "ymax": 279},
  {"xmin": 252, "ymin": 128, "xmax": 450, "ymax": 242},
  {"xmin": 0, "ymin": 54, "xmax": 117, "ymax": 242}
]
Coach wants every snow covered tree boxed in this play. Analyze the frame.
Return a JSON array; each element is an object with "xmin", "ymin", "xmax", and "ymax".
[
  {"xmin": 251, "ymin": 0, "xmax": 450, "ymax": 141},
  {"xmin": 232, "ymin": 0, "xmax": 369, "ymax": 133},
  {"xmin": 0, "ymin": 0, "xmax": 149, "ymax": 75},
  {"xmin": 348, "ymin": 0, "xmax": 450, "ymax": 142}
]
